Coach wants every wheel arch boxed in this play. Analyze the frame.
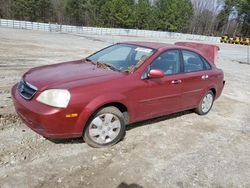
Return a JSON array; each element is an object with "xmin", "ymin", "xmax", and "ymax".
[
  {"xmin": 209, "ymin": 87, "xmax": 217, "ymax": 98},
  {"xmin": 196, "ymin": 86, "xmax": 217, "ymax": 108},
  {"xmin": 75, "ymin": 94, "xmax": 130, "ymax": 135},
  {"xmin": 101, "ymin": 102, "xmax": 129, "ymax": 124},
  {"xmin": 205, "ymin": 82, "xmax": 217, "ymax": 98}
]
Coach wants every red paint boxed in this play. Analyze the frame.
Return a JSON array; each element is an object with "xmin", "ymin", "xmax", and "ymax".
[
  {"xmin": 148, "ymin": 69, "xmax": 164, "ymax": 78},
  {"xmin": 11, "ymin": 41, "xmax": 224, "ymax": 138}
]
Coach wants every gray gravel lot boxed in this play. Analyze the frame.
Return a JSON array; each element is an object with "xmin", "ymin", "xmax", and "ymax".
[{"xmin": 0, "ymin": 27, "xmax": 249, "ymax": 188}]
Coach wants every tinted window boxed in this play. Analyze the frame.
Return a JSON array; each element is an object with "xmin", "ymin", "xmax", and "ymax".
[
  {"xmin": 201, "ymin": 57, "xmax": 212, "ymax": 70},
  {"xmin": 150, "ymin": 50, "xmax": 180, "ymax": 75},
  {"xmin": 182, "ymin": 50, "xmax": 204, "ymax": 73}
]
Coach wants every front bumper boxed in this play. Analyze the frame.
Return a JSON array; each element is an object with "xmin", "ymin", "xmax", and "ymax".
[{"xmin": 11, "ymin": 84, "xmax": 83, "ymax": 138}]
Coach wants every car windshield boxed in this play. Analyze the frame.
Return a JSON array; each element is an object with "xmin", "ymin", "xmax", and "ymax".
[{"xmin": 86, "ymin": 44, "xmax": 156, "ymax": 73}]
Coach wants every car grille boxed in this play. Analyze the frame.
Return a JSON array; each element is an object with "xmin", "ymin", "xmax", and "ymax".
[{"xmin": 17, "ymin": 80, "xmax": 38, "ymax": 100}]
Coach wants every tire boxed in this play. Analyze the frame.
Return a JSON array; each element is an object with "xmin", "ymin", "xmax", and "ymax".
[
  {"xmin": 195, "ymin": 90, "xmax": 214, "ymax": 115},
  {"xmin": 83, "ymin": 106, "xmax": 126, "ymax": 148}
]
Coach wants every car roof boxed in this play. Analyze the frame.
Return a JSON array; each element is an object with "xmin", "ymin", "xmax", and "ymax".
[
  {"xmin": 119, "ymin": 41, "xmax": 203, "ymax": 52},
  {"xmin": 119, "ymin": 41, "xmax": 175, "ymax": 50},
  {"xmin": 119, "ymin": 41, "xmax": 218, "ymax": 65}
]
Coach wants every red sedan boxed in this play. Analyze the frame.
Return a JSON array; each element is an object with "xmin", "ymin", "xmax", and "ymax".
[{"xmin": 12, "ymin": 41, "xmax": 225, "ymax": 147}]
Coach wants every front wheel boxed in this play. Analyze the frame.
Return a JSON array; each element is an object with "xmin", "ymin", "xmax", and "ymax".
[
  {"xmin": 83, "ymin": 106, "xmax": 126, "ymax": 148},
  {"xmin": 195, "ymin": 91, "xmax": 214, "ymax": 115}
]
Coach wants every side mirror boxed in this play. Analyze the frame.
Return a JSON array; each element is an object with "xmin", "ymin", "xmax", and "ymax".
[{"xmin": 147, "ymin": 69, "xmax": 164, "ymax": 79}]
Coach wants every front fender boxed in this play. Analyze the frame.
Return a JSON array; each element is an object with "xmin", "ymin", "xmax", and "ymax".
[{"xmin": 75, "ymin": 92, "xmax": 128, "ymax": 134}]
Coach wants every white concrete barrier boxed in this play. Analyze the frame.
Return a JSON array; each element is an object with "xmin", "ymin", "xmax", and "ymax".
[{"xmin": 0, "ymin": 19, "xmax": 220, "ymax": 42}]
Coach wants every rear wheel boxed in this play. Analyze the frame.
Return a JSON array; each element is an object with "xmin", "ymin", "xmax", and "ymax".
[
  {"xmin": 195, "ymin": 90, "xmax": 214, "ymax": 115},
  {"xmin": 84, "ymin": 106, "xmax": 126, "ymax": 148}
]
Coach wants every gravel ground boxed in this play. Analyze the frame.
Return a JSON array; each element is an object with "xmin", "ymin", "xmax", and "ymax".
[{"xmin": 0, "ymin": 27, "xmax": 249, "ymax": 188}]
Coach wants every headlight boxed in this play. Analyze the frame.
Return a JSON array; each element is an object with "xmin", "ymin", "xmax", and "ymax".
[{"xmin": 36, "ymin": 89, "xmax": 71, "ymax": 108}]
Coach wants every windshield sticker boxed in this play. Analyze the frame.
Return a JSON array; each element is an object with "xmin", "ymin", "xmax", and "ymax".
[{"xmin": 135, "ymin": 48, "xmax": 152, "ymax": 53}]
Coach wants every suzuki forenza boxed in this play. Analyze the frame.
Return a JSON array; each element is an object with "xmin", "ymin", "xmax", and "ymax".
[{"xmin": 12, "ymin": 41, "xmax": 225, "ymax": 147}]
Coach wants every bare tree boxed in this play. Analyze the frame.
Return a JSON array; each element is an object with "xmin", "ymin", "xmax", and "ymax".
[
  {"xmin": 51, "ymin": 0, "xmax": 68, "ymax": 24},
  {"xmin": 189, "ymin": 0, "xmax": 224, "ymax": 35},
  {"xmin": 0, "ymin": 0, "xmax": 11, "ymax": 18}
]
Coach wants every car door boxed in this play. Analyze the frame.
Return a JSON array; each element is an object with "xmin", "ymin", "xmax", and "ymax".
[
  {"xmin": 135, "ymin": 50, "xmax": 183, "ymax": 119},
  {"xmin": 180, "ymin": 50, "xmax": 213, "ymax": 110}
]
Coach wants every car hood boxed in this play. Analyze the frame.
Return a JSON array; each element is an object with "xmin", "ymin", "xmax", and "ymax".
[{"xmin": 23, "ymin": 60, "xmax": 124, "ymax": 91}]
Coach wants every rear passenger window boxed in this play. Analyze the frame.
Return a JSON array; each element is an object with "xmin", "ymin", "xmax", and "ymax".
[
  {"xmin": 201, "ymin": 57, "xmax": 211, "ymax": 70},
  {"xmin": 182, "ymin": 50, "xmax": 205, "ymax": 73}
]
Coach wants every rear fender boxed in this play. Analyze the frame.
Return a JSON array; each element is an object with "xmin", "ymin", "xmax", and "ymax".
[{"xmin": 201, "ymin": 84, "xmax": 218, "ymax": 103}]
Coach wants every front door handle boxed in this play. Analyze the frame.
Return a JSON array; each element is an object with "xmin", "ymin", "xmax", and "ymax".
[
  {"xmin": 201, "ymin": 75, "xmax": 209, "ymax": 80},
  {"xmin": 171, "ymin": 80, "xmax": 182, "ymax": 84}
]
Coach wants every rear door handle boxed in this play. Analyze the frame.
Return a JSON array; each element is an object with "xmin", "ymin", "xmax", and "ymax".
[
  {"xmin": 171, "ymin": 80, "xmax": 182, "ymax": 84},
  {"xmin": 201, "ymin": 75, "xmax": 209, "ymax": 80}
]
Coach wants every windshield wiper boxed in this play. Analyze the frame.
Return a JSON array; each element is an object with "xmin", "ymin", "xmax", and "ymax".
[
  {"xmin": 85, "ymin": 58, "xmax": 96, "ymax": 65},
  {"xmin": 85, "ymin": 59, "xmax": 120, "ymax": 72},
  {"xmin": 96, "ymin": 61, "xmax": 121, "ymax": 72}
]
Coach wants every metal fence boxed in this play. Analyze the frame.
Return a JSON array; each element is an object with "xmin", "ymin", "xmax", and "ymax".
[{"xmin": 0, "ymin": 19, "xmax": 220, "ymax": 42}]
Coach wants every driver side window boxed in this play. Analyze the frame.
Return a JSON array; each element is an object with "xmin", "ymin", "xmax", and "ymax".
[{"xmin": 150, "ymin": 50, "xmax": 180, "ymax": 75}]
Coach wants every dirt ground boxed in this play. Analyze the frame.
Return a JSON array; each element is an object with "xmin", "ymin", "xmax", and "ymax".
[{"xmin": 0, "ymin": 27, "xmax": 249, "ymax": 188}]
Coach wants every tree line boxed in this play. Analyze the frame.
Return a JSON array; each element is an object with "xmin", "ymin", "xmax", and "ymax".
[{"xmin": 0, "ymin": 0, "xmax": 249, "ymax": 36}]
